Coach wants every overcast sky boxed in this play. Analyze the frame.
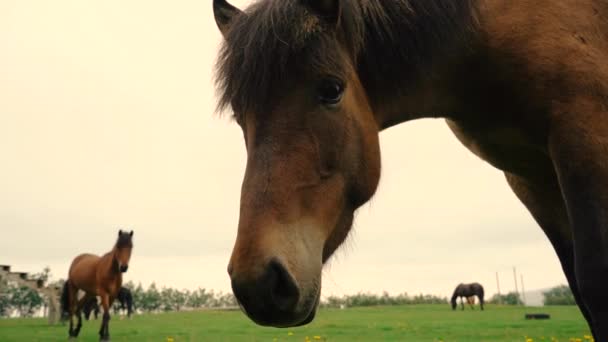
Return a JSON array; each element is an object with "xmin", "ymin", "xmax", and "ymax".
[{"xmin": 0, "ymin": 0, "xmax": 568, "ymax": 300}]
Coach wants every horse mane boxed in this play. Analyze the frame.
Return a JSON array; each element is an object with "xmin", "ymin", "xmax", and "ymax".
[
  {"xmin": 451, "ymin": 283, "xmax": 464, "ymax": 302},
  {"xmin": 215, "ymin": 0, "xmax": 477, "ymax": 115}
]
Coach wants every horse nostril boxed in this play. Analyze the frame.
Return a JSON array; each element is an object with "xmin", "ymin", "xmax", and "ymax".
[
  {"xmin": 267, "ymin": 260, "xmax": 299, "ymax": 312},
  {"xmin": 229, "ymin": 259, "xmax": 302, "ymax": 325},
  {"xmin": 120, "ymin": 265, "xmax": 128, "ymax": 272}
]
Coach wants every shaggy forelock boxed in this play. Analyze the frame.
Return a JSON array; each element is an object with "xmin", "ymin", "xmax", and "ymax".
[
  {"xmin": 116, "ymin": 233, "xmax": 133, "ymax": 248},
  {"xmin": 214, "ymin": 0, "xmax": 365, "ymax": 116}
]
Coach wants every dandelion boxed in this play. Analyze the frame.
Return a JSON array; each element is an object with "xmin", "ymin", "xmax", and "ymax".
[
  {"xmin": 584, "ymin": 336, "xmax": 593, "ymax": 340},
  {"xmin": 288, "ymin": 332, "xmax": 294, "ymax": 336},
  {"xmin": 526, "ymin": 338, "xmax": 534, "ymax": 342},
  {"xmin": 167, "ymin": 338, "xmax": 174, "ymax": 342},
  {"xmin": 313, "ymin": 337, "xmax": 322, "ymax": 340}
]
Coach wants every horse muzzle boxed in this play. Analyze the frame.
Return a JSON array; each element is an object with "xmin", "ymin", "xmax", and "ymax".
[
  {"xmin": 229, "ymin": 258, "xmax": 320, "ymax": 327},
  {"xmin": 119, "ymin": 265, "xmax": 129, "ymax": 273}
]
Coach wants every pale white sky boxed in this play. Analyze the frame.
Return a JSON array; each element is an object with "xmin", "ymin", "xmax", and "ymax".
[{"xmin": 0, "ymin": 0, "xmax": 567, "ymax": 300}]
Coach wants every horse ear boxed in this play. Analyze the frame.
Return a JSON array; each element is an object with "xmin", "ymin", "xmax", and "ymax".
[
  {"xmin": 129, "ymin": 230, "xmax": 133, "ymax": 237},
  {"xmin": 213, "ymin": 0, "xmax": 243, "ymax": 38},
  {"xmin": 118, "ymin": 229, "xmax": 123, "ymax": 236},
  {"xmin": 303, "ymin": 0, "xmax": 340, "ymax": 24}
]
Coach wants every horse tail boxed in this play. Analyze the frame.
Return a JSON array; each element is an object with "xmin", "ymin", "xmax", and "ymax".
[{"xmin": 60, "ymin": 281, "xmax": 70, "ymax": 317}]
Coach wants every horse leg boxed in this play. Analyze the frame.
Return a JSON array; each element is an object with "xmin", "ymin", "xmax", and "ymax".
[
  {"xmin": 549, "ymin": 119, "xmax": 608, "ymax": 341},
  {"xmin": 505, "ymin": 172, "xmax": 597, "ymax": 338},
  {"xmin": 99, "ymin": 293, "xmax": 111, "ymax": 341},
  {"xmin": 73, "ymin": 294, "xmax": 91, "ymax": 337},
  {"xmin": 460, "ymin": 297, "xmax": 464, "ymax": 311},
  {"xmin": 478, "ymin": 294, "xmax": 484, "ymax": 311}
]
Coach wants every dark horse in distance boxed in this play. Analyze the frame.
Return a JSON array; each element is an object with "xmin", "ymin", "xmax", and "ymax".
[
  {"xmin": 451, "ymin": 283, "xmax": 485, "ymax": 310},
  {"xmin": 83, "ymin": 296, "xmax": 100, "ymax": 321},
  {"xmin": 113, "ymin": 287, "xmax": 134, "ymax": 319},
  {"xmin": 212, "ymin": 0, "xmax": 608, "ymax": 339},
  {"xmin": 61, "ymin": 230, "xmax": 133, "ymax": 341},
  {"xmin": 83, "ymin": 287, "xmax": 133, "ymax": 320}
]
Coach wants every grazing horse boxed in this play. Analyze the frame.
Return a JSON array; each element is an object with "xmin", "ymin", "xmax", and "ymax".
[
  {"xmin": 61, "ymin": 230, "xmax": 133, "ymax": 341},
  {"xmin": 466, "ymin": 296, "xmax": 476, "ymax": 307},
  {"xmin": 451, "ymin": 283, "xmax": 485, "ymax": 310},
  {"xmin": 113, "ymin": 287, "xmax": 134, "ymax": 319},
  {"xmin": 212, "ymin": 0, "xmax": 608, "ymax": 338}
]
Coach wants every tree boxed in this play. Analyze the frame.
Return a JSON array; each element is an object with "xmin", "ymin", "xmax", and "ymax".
[
  {"xmin": 543, "ymin": 285, "xmax": 576, "ymax": 305},
  {"xmin": 173, "ymin": 289, "xmax": 187, "ymax": 311},
  {"xmin": 141, "ymin": 283, "xmax": 161, "ymax": 312},
  {"xmin": 0, "ymin": 275, "xmax": 9, "ymax": 317},
  {"xmin": 160, "ymin": 287, "xmax": 175, "ymax": 312},
  {"xmin": 488, "ymin": 291, "xmax": 523, "ymax": 305},
  {"xmin": 8, "ymin": 285, "xmax": 43, "ymax": 317},
  {"xmin": 130, "ymin": 282, "xmax": 145, "ymax": 313},
  {"xmin": 31, "ymin": 266, "xmax": 51, "ymax": 288},
  {"xmin": 0, "ymin": 292, "xmax": 8, "ymax": 317},
  {"xmin": 188, "ymin": 288, "xmax": 212, "ymax": 308}
]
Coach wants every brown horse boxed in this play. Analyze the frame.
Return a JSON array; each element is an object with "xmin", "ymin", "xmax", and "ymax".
[
  {"xmin": 61, "ymin": 230, "xmax": 133, "ymax": 341},
  {"xmin": 451, "ymin": 283, "xmax": 485, "ymax": 310},
  {"xmin": 212, "ymin": 0, "xmax": 608, "ymax": 338}
]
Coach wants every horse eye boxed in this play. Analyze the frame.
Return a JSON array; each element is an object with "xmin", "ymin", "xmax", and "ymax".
[{"xmin": 317, "ymin": 80, "xmax": 344, "ymax": 105}]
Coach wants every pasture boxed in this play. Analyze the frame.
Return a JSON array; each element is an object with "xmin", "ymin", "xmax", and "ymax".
[{"xmin": 0, "ymin": 305, "xmax": 591, "ymax": 342}]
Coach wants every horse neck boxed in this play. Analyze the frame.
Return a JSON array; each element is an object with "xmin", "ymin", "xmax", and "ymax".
[
  {"xmin": 451, "ymin": 284, "xmax": 466, "ymax": 301},
  {"xmin": 451, "ymin": 288, "xmax": 459, "ymax": 302},
  {"xmin": 356, "ymin": 0, "xmax": 481, "ymax": 128},
  {"xmin": 102, "ymin": 248, "xmax": 121, "ymax": 278}
]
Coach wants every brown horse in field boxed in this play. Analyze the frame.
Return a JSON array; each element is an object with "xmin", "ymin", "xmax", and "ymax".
[
  {"xmin": 451, "ymin": 283, "xmax": 485, "ymax": 310},
  {"xmin": 212, "ymin": 0, "xmax": 608, "ymax": 338},
  {"xmin": 61, "ymin": 230, "xmax": 133, "ymax": 341}
]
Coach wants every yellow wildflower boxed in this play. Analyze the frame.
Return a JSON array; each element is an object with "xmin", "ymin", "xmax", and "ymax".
[
  {"xmin": 288, "ymin": 332, "xmax": 294, "ymax": 336},
  {"xmin": 313, "ymin": 337, "xmax": 322, "ymax": 340}
]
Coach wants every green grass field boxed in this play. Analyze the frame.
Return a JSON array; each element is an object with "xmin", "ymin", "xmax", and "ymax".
[{"xmin": 0, "ymin": 305, "xmax": 592, "ymax": 342}]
